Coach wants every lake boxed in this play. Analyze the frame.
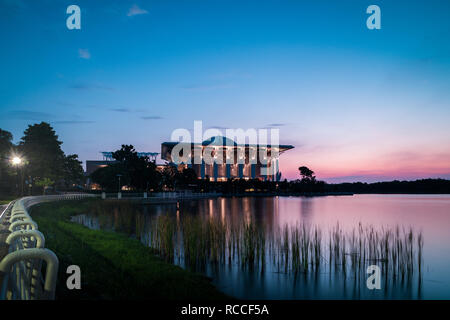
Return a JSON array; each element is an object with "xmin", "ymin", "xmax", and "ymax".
[{"xmin": 71, "ymin": 194, "xmax": 450, "ymax": 299}]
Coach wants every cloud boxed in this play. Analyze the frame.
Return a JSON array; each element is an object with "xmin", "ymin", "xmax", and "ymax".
[
  {"xmin": 69, "ymin": 83, "xmax": 114, "ymax": 91},
  {"xmin": 258, "ymin": 123, "xmax": 289, "ymax": 129},
  {"xmin": 109, "ymin": 107, "xmax": 148, "ymax": 113},
  {"xmin": 207, "ymin": 126, "xmax": 230, "ymax": 130},
  {"xmin": 53, "ymin": 120, "xmax": 95, "ymax": 125},
  {"xmin": 127, "ymin": 4, "xmax": 148, "ymax": 17},
  {"xmin": 55, "ymin": 101, "xmax": 74, "ymax": 107},
  {"xmin": 7, "ymin": 110, "xmax": 53, "ymax": 121},
  {"xmin": 266, "ymin": 123, "xmax": 287, "ymax": 127},
  {"xmin": 180, "ymin": 84, "xmax": 233, "ymax": 91},
  {"xmin": 110, "ymin": 107, "xmax": 132, "ymax": 113},
  {"xmin": 141, "ymin": 116, "xmax": 163, "ymax": 120},
  {"xmin": 6, "ymin": 110, "xmax": 93, "ymax": 125},
  {"xmin": 78, "ymin": 49, "xmax": 91, "ymax": 59}
]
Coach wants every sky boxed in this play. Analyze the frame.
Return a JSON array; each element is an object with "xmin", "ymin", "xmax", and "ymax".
[{"xmin": 0, "ymin": 0, "xmax": 449, "ymax": 182}]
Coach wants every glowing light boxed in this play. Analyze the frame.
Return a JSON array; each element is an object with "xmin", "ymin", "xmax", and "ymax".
[{"xmin": 11, "ymin": 157, "xmax": 22, "ymax": 165}]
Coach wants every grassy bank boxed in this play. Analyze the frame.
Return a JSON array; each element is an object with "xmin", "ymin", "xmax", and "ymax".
[
  {"xmin": 0, "ymin": 196, "xmax": 15, "ymax": 205},
  {"xmin": 30, "ymin": 200, "xmax": 229, "ymax": 300}
]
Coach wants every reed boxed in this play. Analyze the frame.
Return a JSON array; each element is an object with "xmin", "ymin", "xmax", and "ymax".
[
  {"xmin": 147, "ymin": 215, "xmax": 423, "ymax": 282},
  {"xmin": 151, "ymin": 214, "xmax": 175, "ymax": 262}
]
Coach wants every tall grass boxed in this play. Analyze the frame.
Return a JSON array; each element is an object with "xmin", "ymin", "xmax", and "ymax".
[{"xmin": 147, "ymin": 215, "xmax": 423, "ymax": 281}]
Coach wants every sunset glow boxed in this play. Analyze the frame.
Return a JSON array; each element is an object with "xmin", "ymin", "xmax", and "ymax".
[{"xmin": 1, "ymin": 0, "xmax": 449, "ymax": 182}]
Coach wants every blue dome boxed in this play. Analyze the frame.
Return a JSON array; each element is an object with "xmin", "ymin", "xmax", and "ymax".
[{"xmin": 202, "ymin": 136, "xmax": 237, "ymax": 146}]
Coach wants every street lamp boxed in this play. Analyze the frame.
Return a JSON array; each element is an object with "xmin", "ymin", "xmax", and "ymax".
[
  {"xmin": 11, "ymin": 156, "xmax": 22, "ymax": 166},
  {"xmin": 10, "ymin": 156, "xmax": 24, "ymax": 196}
]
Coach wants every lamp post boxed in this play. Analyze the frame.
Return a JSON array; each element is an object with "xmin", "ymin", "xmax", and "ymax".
[
  {"xmin": 10, "ymin": 156, "xmax": 23, "ymax": 196},
  {"xmin": 116, "ymin": 174, "xmax": 122, "ymax": 200},
  {"xmin": 117, "ymin": 174, "xmax": 122, "ymax": 192}
]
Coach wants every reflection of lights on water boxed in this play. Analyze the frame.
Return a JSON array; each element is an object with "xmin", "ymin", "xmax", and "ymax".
[
  {"xmin": 221, "ymin": 198, "xmax": 225, "ymax": 223},
  {"xmin": 209, "ymin": 199, "xmax": 215, "ymax": 218},
  {"xmin": 243, "ymin": 198, "xmax": 251, "ymax": 224}
]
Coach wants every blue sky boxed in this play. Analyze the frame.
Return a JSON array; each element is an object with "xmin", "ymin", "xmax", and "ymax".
[{"xmin": 1, "ymin": 0, "xmax": 449, "ymax": 182}]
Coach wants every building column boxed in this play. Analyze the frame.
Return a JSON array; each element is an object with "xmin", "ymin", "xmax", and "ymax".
[
  {"xmin": 238, "ymin": 164, "xmax": 244, "ymax": 179},
  {"xmin": 213, "ymin": 162, "xmax": 218, "ymax": 181},
  {"xmin": 275, "ymin": 158, "xmax": 280, "ymax": 181}
]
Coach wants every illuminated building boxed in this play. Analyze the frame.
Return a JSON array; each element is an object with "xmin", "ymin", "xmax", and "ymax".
[{"xmin": 161, "ymin": 136, "xmax": 293, "ymax": 181}]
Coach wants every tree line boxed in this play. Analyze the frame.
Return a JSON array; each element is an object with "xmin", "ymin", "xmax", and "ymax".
[
  {"xmin": 89, "ymin": 146, "xmax": 328, "ymax": 193},
  {"xmin": 2, "ymin": 122, "xmax": 449, "ymax": 197},
  {"xmin": 90, "ymin": 144, "xmax": 199, "ymax": 192},
  {"xmin": 90, "ymin": 147, "xmax": 450, "ymax": 194}
]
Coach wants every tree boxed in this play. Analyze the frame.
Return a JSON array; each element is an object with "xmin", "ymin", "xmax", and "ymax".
[
  {"xmin": 298, "ymin": 166, "xmax": 315, "ymax": 182},
  {"xmin": 35, "ymin": 177, "xmax": 55, "ymax": 195},
  {"xmin": 62, "ymin": 154, "xmax": 85, "ymax": 188},
  {"xmin": 91, "ymin": 144, "xmax": 161, "ymax": 191},
  {"xmin": 0, "ymin": 128, "xmax": 13, "ymax": 152},
  {"xmin": 181, "ymin": 167, "xmax": 198, "ymax": 184},
  {"xmin": 0, "ymin": 128, "xmax": 15, "ymax": 194},
  {"xmin": 90, "ymin": 164, "xmax": 127, "ymax": 191},
  {"xmin": 112, "ymin": 145, "xmax": 160, "ymax": 191},
  {"xmin": 161, "ymin": 163, "xmax": 180, "ymax": 190},
  {"xmin": 19, "ymin": 122, "xmax": 65, "ymax": 183}
]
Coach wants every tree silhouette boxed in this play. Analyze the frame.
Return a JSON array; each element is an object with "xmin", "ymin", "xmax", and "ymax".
[
  {"xmin": 63, "ymin": 154, "xmax": 84, "ymax": 188},
  {"xmin": 298, "ymin": 166, "xmax": 315, "ymax": 182},
  {"xmin": 0, "ymin": 128, "xmax": 14, "ymax": 194},
  {"xmin": 92, "ymin": 144, "xmax": 161, "ymax": 191},
  {"xmin": 19, "ymin": 122, "xmax": 65, "ymax": 182}
]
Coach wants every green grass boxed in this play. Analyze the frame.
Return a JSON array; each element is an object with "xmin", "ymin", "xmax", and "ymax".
[
  {"xmin": 0, "ymin": 196, "xmax": 16, "ymax": 205},
  {"xmin": 31, "ymin": 200, "xmax": 229, "ymax": 300}
]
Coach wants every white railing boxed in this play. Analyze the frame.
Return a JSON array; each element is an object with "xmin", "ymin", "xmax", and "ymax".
[
  {"xmin": 100, "ymin": 191, "xmax": 220, "ymax": 200},
  {"xmin": 0, "ymin": 194, "xmax": 97, "ymax": 300}
]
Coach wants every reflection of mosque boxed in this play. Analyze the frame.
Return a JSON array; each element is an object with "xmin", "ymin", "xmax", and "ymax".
[
  {"xmin": 170, "ymin": 197, "xmax": 278, "ymax": 233},
  {"xmin": 206, "ymin": 197, "xmax": 278, "ymax": 233}
]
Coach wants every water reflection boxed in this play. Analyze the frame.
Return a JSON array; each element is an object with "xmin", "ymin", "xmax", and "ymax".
[{"xmin": 71, "ymin": 195, "xmax": 450, "ymax": 299}]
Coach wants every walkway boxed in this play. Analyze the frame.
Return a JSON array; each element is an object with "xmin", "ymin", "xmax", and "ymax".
[{"xmin": 0, "ymin": 203, "xmax": 12, "ymax": 288}]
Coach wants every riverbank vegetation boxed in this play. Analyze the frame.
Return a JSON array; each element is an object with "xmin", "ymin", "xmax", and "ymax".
[
  {"xmin": 30, "ymin": 200, "xmax": 228, "ymax": 300},
  {"xmin": 148, "ymin": 214, "xmax": 424, "ymax": 283}
]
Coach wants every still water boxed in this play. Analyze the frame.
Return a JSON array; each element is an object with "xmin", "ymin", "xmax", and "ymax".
[{"xmin": 72, "ymin": 194, "xmax": 450, "ymax": 299}]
